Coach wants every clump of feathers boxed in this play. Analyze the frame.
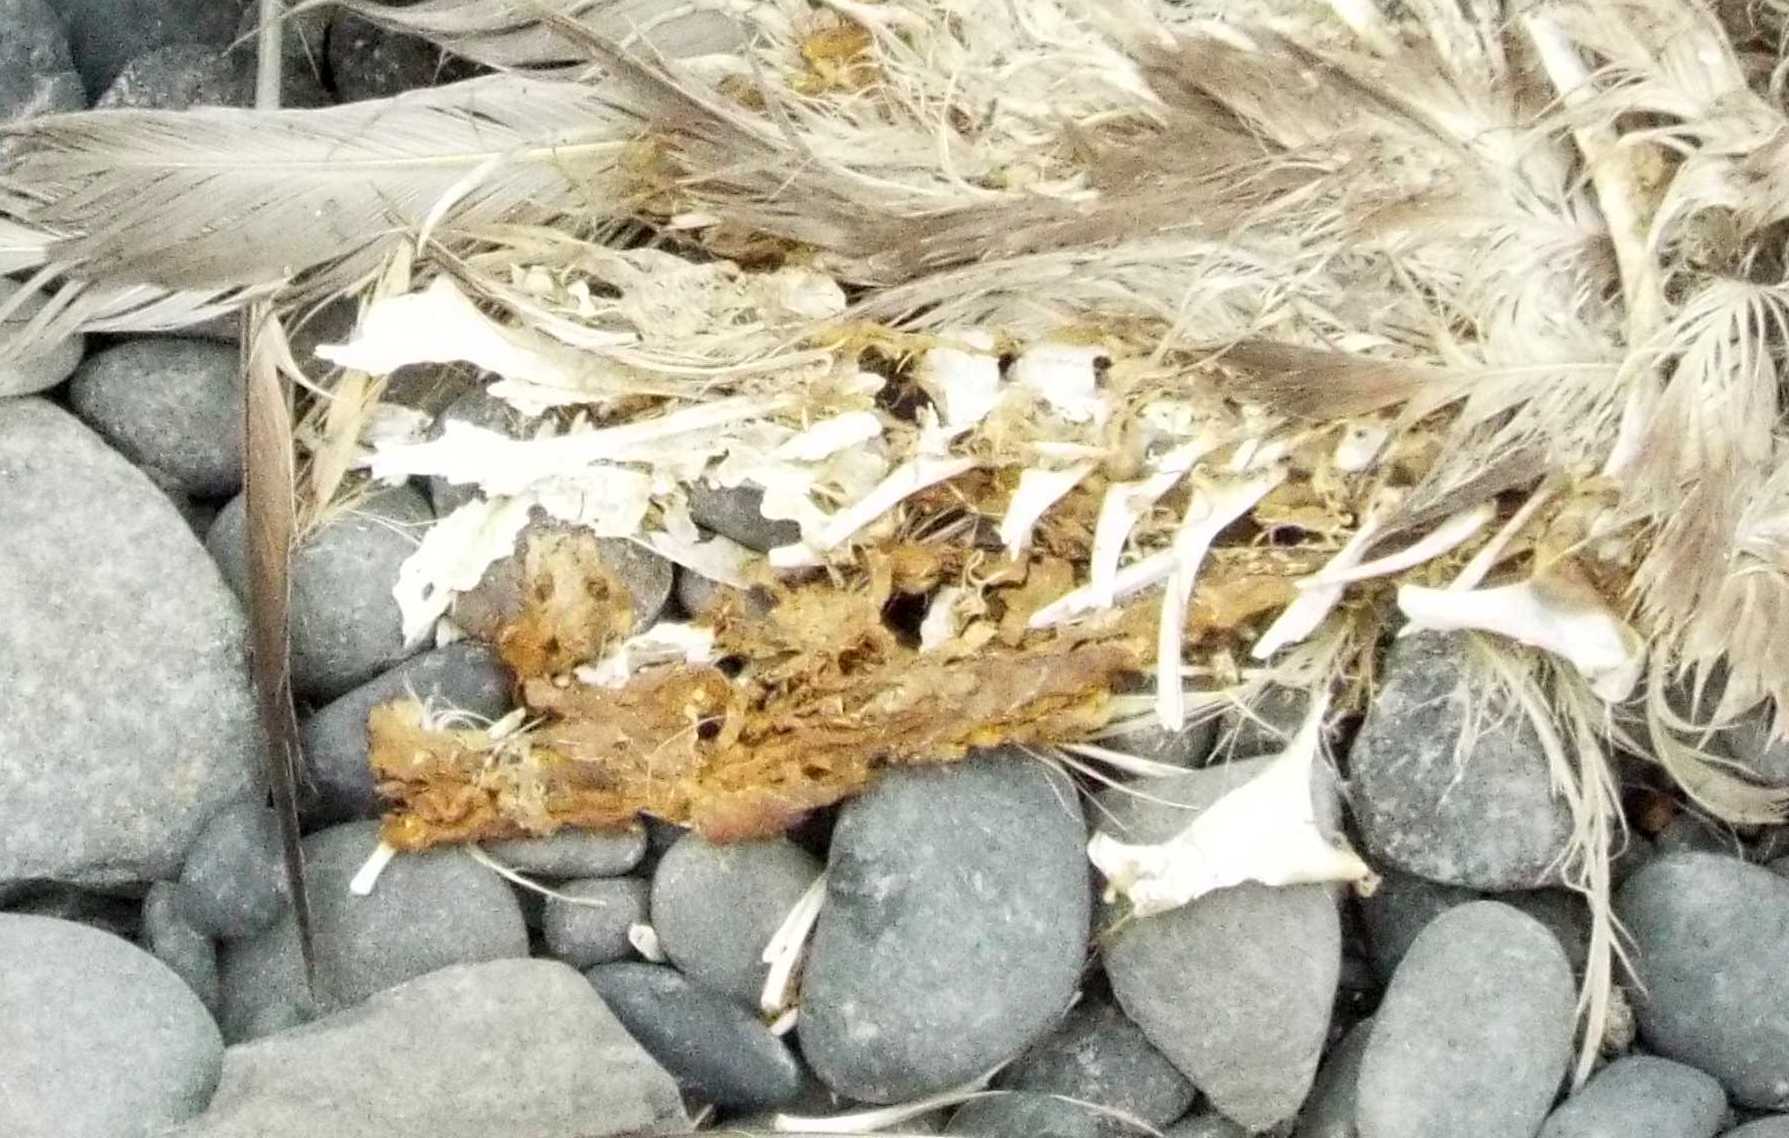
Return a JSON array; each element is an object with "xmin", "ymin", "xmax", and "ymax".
[{"xmin": 8, "ymin": 0, "xmax": 1789, "ymax": 1090}]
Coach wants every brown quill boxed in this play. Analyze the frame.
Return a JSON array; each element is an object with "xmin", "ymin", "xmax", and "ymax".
[{"xmin": 243, "ymin": 0, "xmax": 314, "ymax": 979}]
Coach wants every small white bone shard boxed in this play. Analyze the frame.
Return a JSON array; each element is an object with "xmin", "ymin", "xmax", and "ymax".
[
  {"xmin": 393, "ymin": 495, "xmax": 534, "ymax": 646},
  {"xmin": 1253, "ymin": 502, "xmax": 1390, "ymax": 659},
  {"xmin": 574, "ymin": 623, "xmax": 715, "ymax": 688},
  {"xmin": 1011, "ymin": 341, "xmax": 1109, "ymax": 425},
  {"xmin": 760, "ymin": 872, "xmax": 828, "ymax": 1018},
  {"xmin": 999, "ymin": 462, "xmax": 1096, "ymax": 559},
  {"xmin": 1296, "ymin": 501, "xmax": 1496, "ymax": 589},
  {"xmin": 912, "ymin": 331, "xmax": 1001, "ymax": 434}
]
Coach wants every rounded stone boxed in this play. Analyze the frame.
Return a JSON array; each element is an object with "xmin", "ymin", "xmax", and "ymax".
[
  {"xmin": 96, "ymin": 42, "xmax": 249, "ymax": 108},
  {"xmin": 585, "ymin": 962, "xmax": 806, "ymax": 1110},
  {"xmin": 945, "ymin": 1092, "xmax": 1114, "ymax": 1138},
  {"xmin": 0, "ymin": 914, "xmax": 223, "ymax": 1138},
  {"xmin": 1361, "ymin": 870, "xmax": 1590, "ymax": 981},
  {"xmin": 687, "ymin": 481, "xmax": 802, "ymax": 552},
  {"xmin": 651, "ymin": 833, "xmax": 823, "ymax": 1005},
  {"xmin": 1617, "ymin": 852, "xmax": 1789, "ymax": 1109},
  {"xmin": 542, "ymin": 877, "xmax": 650, "ymax": 969},
  {"xmin": 68, "ymin": 338, "xmax": 244, "ymax": 498},
  {"xmin": 799, "ymin": 753, "xmax": 1091, "ymax": 1104},
  {"xmin": 0, "ymin": 281, "xmax": 84, "ymax": 397},
  {"xmin": 1537, "ymin": 1054, "xmax": 1726, "ymax": 1138},
  {"xmin": 55, "ymin": 0, "xmax": 245, "ymax": 99},
  {"xmin": 1356, "ymin": 901, "xmax": 1576, "ymax": 1138},
  {"xmin": 143, "ymin": 881, "xmax": 220, "ymax": 1013},
  {"xmin": 1349, "ymin": 631, "xmax": 1575, "ymax": 890},
  {"xmin": 1727, "ymin": 1120, "xmax": 1789, "ymax": 1138},
  {"xmin": 1165, "ymin": 1115, "xmax": 1249, "ymax": 1138},
  {"xmin": 0, "ymin": 0, "xmax": 84, "ymax": 122},
  {"xmin": 218, "ymin": 820, "xmax": 528, "ymax": 1041},
  {"xmin": 994, "ymin": 998, "xmax": 1196, "ymax": 1131},
  {"xmin": 0, "ymin": 400, "xmax": 259, "ymax": 887},
  {"xmin": 176, "ymin": 801, "xmax": 289, "ymax": 940},
  {"xmin": 208, "ymin": 483, "xmax": 434, "ymax": 700},
  {"xmin": 482, "ymin": 828, "xmax": 649, "ymax": 879},
  {"xmin": 327, "ymin": 11, "xmax": 445, "ymax": 102},
  {"xmin": 451, "ymin": 520, "xmax": 675, "ymax": 649},
  {"xmin": 1294, "ymin": 1015, "xmax": 1374, "ymax": 1138}
]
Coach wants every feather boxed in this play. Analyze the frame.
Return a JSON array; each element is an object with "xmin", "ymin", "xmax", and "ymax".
[{"xmin": 318, "ymin": 0, "xmax": 749, "ymax": 68}]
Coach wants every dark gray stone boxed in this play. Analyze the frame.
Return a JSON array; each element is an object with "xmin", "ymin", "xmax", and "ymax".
[
  {"xmin": 652, "ymin": 833, "xmax": 823, "ymax": 1005},
  {"xmin": 0, "ymin": 0, "xmax": 83, "ymax": 122},
  {"xmin": 1213, "ymin": 683, "xmax": 1311, "ymax": 759},
  {"xmin": 452, "ymin": 520, "xmax": 675, "ymax": 647},
  {"xmin": 218, "ymin": 820, "xmax": 528, "ymax": 1041},
  {"xmin": 96, "ymin": 42, "xmax": 250, "ymax": 108},
  {"xmin": 229, "ymin": 1, "xmax": 330, "ymax": 108},
  {"xmin": 1357, "ymin": 901, "xmax": 1575, "ymax": 1138},
  {"xmin": 688, "ymin": 480, "xmax": 802, "ymax": 552},
  {"xmin": 1719, "ymin": 704, "xmax": 1789, "ymax": 786},
  {"xmin": 483, "ymin": 827, "xmax": 648, "ymax": 878},
  {"xmin": 799, "ymin": 754, "xmax": 1091, "ymax": 1103},
  {"xmin": 327, "ymin": 11, "xmax": 442, "ymax": 102},
  {"xmin": 209, "ymin": 483, "xmax": 434, "ymax": 700},
  {"xmin": 995, "ymin": 998, "xmax": 1196, "ymax": 1132},
  {"xmin": 425, "ymin": 388, "xmax": 533, "ymax": 516},
  {"xmin": 676, "ymin": 569, "xmax": 773, "ymax": 623},
  {"xmin": 586, "ymin": 962, "xmax": 806, "ymax": 1110},
  {"xmin": 176, "ymin": 801, "xmax": 288, "ymax": 940},
  {"xmin": 1656, "ymin": 812, "xmax": 1738, "ymax": 857},
  {"xmin": 1361, "ymin": 870, "xmax": 1590, "ymax": 981},
  {"xmin": 1294, "ymin": 1015, "xmax": 1373, "ymax": 1138},
  {"xmin": 1097, "ymin": 761, "xmax": 1341, "ymax": 1131},
  {"xmin": 298, "ymin": 643, "xmax": 513, "ymax": 824},
  {"xmin": 945, "ymin": 1092, "xmax": 1118, "ymax": 1138},
  {"xmin": 1349, "ymin": 631, "xmax": 1575, "ymax": 890},
  {"xmin": 68, "ymin": 338, "xmax": 243, "ymax": 498},
  {"xmin": 53, "ymin": 0, "xmax": 245, "ymax": 98},
  {"xmin": 0, "ymin": 914, "xmax": 222, "ymax": 1138},
  {"xmin": 171, "ymin": 959, "xmax": 689, "ymax": 1138},
  {"xmin": 144, "ymin": 881, "xmax": 220, "ymax": 1013},
  {"xmin": 543, "ymin": 877, "xmax": 649, "ymax": 969},
  {"xmin": 0, "ymin": 280, "xmax": 84, "ymax": 396},
  {"xmin": 0, "ymin": 400, "xmax": 259, "ymax": 886},
  {"xmin": 1617, "ymin": 852, "xmax": 1789, "ymax": 1109},
  {"xmin": 1538, "ymin": 1054, "xmax": 1726, "ymax": 1138}
]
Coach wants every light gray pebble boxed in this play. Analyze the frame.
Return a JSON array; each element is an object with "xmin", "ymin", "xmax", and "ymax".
[
  {"xmin": 1, "ymin": 400, "xmax": 258, "ymax": 887},
  {"xmin": 687, "ymin": 481, "xmax": 802, "ymax": 552},
  {"xmin": 209, "ymin": 483, "xmax": 433, "ymax": 700},
  {"xmin": 1349, "ymin": 631, "xmax": 1575, "ymax": 890},
  {"xmin": 799, "ymin": 753, "xmax": 1091, "ymax": 1104},
  {"xmin": 1, "ymin": 914, "xmax": 222, "ymax": 1138},
  {"xmin": 1356, "ymin": 901, "xmax": 1575, "ymax": 1138},
  {"xmin": 995, "ymin": 998, "xmax": 1196, "ymax": 1132},
  {"xmin": 218, "ymin": 820, "xmax": 527, "ymax": 1041},
  {"xmin": 652, "ymin": 833, "xmax": 823, "ymax": 1005},
  {"xmin": 68, "ymin": 338, "xmax": 243, "ymax": 497},
  {"xmin": 544, "ymin": 877, "xmax": 649, "ymax": 968},
  {"xmin": 946, "ymin": 1092, "xmax": 1117, "ymax": 1138},
  {"xmin": 0, "ymin": 280, "xmax": 84, "ymax": 396},
  {"xmin": 0, "ymin": 0, "xmax": 84, "ymax": 122},
  {"xmin": 484, "ymin": 827, "xmax": 648, "ymax": 878},
  {"xmin": 96, "ymin": 42, "xmax": 249, "ymax": 108},
  {"xmin": 176, "ymin": 801, "xmax": 288, "ymax": 940},
  {"xmin": 1538, "ymin": 1054, "xmax": 1726, "ymax": 1138},
  {"xmin": 55, "ymin": 0, "xmax": 244, "ymax": 98},
  {"xmin": 170, "ymin": 959, "xmax": 689, "ymax": 1138},
  {"xmin": 1097, "ymin": 762, "xmax": 1341, "ymax": 1131},
  {"xmin": 298, "ymin": 642, "xmax": 512, "ymax": 825},
  {"xmin": 1726, "ymin": 1119, "xmax": 1789, "ymax": 1137},
  {"xmin": 1294, "ymin": 1015, "xmax": 1373, "ymax": 1138},
  {"xmin": 1164, "ymin": 1113, "xmax": 1249, "ymax": 1138},
  {"xmin": 1617, "ymin": 852, "xmax": 1789, "ymax": 1109},
  {"xmin": 144, "ymin": 881, "xmax": 220, "ymax": 1014},
  {"xmin": 586, "ymin": 962, "xmax": 807, "ymax": 1110}
]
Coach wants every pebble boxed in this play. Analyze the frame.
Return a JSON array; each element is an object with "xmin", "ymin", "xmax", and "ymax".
[
  {"xmin": 1096, "ymin": 762, "xmax": 1341, "ymax": 1131},
  {"xmin": 1294, "ymin": 1015, "xmax": 1373, "ymax": 1138},
  {"xmin": 994, "ymin": 998, "xmax": 1196, "ymax": 1132},
  {"xmin": 425, "ymin": 388, "xmax": 534, "ymax": 515},
  {"xmin": 96, "ymin": 42, "xmax": 250, "ymax": 108},
  {"xmin": 67, "ymin": 338, "xmax": 244, "ymax": 498},
  {"xmin": 175, "ymin": 801, "xmax": 288, "ymax": 940},
  {"xmin": 799, "ymin": 753, "xmax": 1091, "ymax": 1103},
  {"xmin": 218, "ymin": 820, "xmax": 528, "ymax": 1040},
  {"xmin": 687, "ymin": 480, "xmax": 803, "ymax": 552},
  {"xmin": 1537, "ymin": 1054, "xmax": 1726, "ymax": 1138},
  {"xmin": 172, "ymin": 959, "xmax": 690, "ymax": 1138},
  {"xmin": 1356, "ymin": 901, "xmax": 1575, "ymax": 1138},
  {"xmin": 585, "ymin": 962, "xmax": 807, "ymax": 1110},
  {"xmin": 1360, "ymin": 869, "xmax": 1590, "ymax": 980},
  {"xmin": 327, "ymin": 11, "xmax": 449, "ymax": 102},
  {"xmin": 3, "ymin": 883, "xmax": 139, "ymax": 940},
  {"xmin": 452, "ymin": 520, "xmax": 675, "ymax": 645},
  {"xmin": 298, "ymin": 642, "xmax": 513, "ymax": 824},
  {"xmin": 0, "ymin": 0, "xmax": 84, "ymax": 122},
  {"xmin": 945, "ymin": 1092, "xmax": 1117, "ymax": 1138},
  {"xmin": 0, "ymin": 280, "xmax": 84, "ymax": 396},
  {"xmin": 0, "ymin": 914, "xmax": 222, "ymax": 1137},
  {"xmin": 651, "ymin": 833, "xmax": 824, "ymax": 1005},
  {"xmin": 55, "ymin": 0, "xmax": 245, "ymax": 99},
  {"xmin": 229, "ymin": 1, "xmax": 331, "ymax": 108},
  {"xmin": 144, "ymin": 881, "xmax": 221, "ymax": 1014},
  {"xmin": 484, "ymin": 827, "xmax": 649, "ymax": 878},
  {"xmin": 1349, "ymin": 631, "xmax": 1575, "ymax": 890},
  {"xmin": 1719, "ymin": 704, "xmax": 1789, "ymax": 785},
  {"xmin": 1617, "ymin": 852, "xmax": 1789, "ymax": 1109},
  {"xmin": 1213, "ymin": 684, "xmax": 1311, "ymax": 759},
  {"xmin": 1728, "ymin": 1120, "xmax": 1789, "ymax": 1137},
  {"xmin": 676, "ymin": 569, "xmax": 774, "ymax": 623},
  {"xmin": 1164, "ymin": 1114, "xmax": 1249, "ymax": 1138},
  {"xmin": 543, "ymin": 877, "xmax": 650, "ymax": 968},
  {"xmin": 208, "ymin": 483, "xmax": 434, "ymax": 701},
  {"xmin": 1656, "ymin": 812, "xmax": 1738, "ymax": 856},
  {"xmin": 0, "ymin": 400, "xmax": 259, "ymax": 886}
]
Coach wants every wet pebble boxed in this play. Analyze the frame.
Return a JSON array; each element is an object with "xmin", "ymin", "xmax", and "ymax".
[
  {"xmin": 586, "ymin": 962, "xmax": 806, "ymax": 1110},
  {"xmin": 1537, "ymin": 1054, "xmax": 1726, "ymax": 1138},
  {"xmin": 543, "ymin": 877, "xmax": 650, "ymax": 969},
  {"xmin": 651, "ymin": 833, "xmax": 823, "ymax": 1005},
  {"xmin": 68, "ymin": 338, "xmax": 243, "ymax": 498},
  {"xmin": 176, "ymin": 801, "xmax": 288, "ymax": 940}
]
